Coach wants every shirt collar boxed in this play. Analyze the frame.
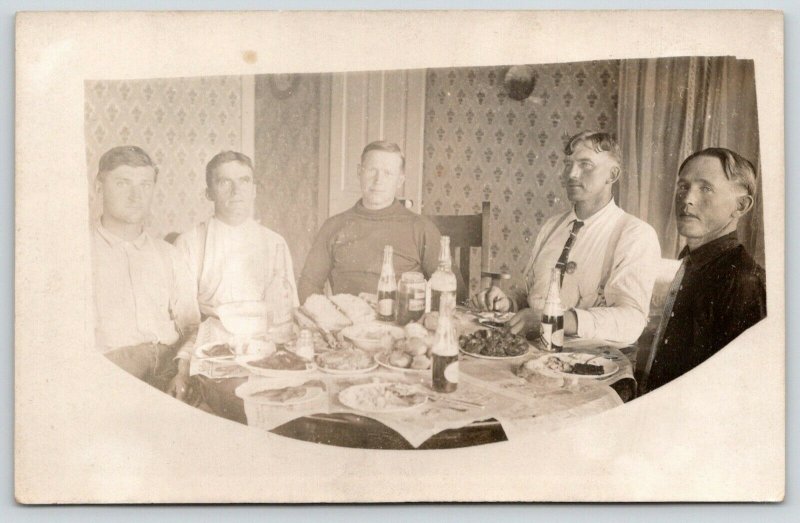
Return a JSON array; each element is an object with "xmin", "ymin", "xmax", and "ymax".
[
  {"xmin": 95, "ymin": 221, "xmax": 149, "ymax": 250},
  {"xmin": 679, "ymin": 231, "xmax": 740, "ymax": 269},
  {"xmin": 211, "ymin": 215, "xmax": 257, "ymax": 232},
  {"xmin": 566, "ymin": 198, "xmax": 619, "ymax": 227}
]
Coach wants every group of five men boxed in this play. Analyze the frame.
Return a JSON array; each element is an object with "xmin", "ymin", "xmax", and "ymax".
[{"xmin": 91, "ymin": 130, "xmax": 766, "ymax": 401}]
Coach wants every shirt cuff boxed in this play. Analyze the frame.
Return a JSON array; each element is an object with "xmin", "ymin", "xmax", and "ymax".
[{"xmin": 573, "ymin": 308, "xmax": 596, "ymax": 339}]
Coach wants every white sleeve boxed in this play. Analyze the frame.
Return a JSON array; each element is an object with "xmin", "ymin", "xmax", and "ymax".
[
  {"xmin": 281, "ymin": 238, "xmax": 300, "ymax": 307},
  {"xmin": 574, "ymin": 221, "xmax": 662, "ymax": 344}
]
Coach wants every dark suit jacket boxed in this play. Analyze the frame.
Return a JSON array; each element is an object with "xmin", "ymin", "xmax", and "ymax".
[{"xmin": 645, "ymin": 232, "xmax": 766, "ymax": 392}]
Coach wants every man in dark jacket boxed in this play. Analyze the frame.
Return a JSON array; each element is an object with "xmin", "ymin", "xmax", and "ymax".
[{"xmin": 641, "ymin": 147, "xmax": 766, "ymax": 393}]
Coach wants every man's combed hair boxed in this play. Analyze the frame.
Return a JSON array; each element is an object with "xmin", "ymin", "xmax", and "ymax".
[
  {"xmin": 205, "ymin": 151, "xmax": 254, "ymax": 188},
  {"xmin": 679, "ymin": 147, "xmax": 758, "ymax": 197},
  {"xmin": 97, "ymin": 145, "xmax": 158, "ymax": 181},
  {"xmin": 564, "ymin": 131, "xmax": 622, "ymax": 165},
  {"xmin": 360, "ymin": 140, "xmax": 406, "ymax": 170}
]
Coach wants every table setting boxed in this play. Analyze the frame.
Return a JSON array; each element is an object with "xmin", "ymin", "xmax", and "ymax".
[{"xmin": 187, "ymin": 293, "xmax": 635, "ymax": 449}]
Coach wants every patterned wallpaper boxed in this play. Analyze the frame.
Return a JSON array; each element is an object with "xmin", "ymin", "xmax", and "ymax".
[
  {"xmin": 84, "ymin": 76, "xmax": 244, "ymax": 239},
  {"xmin": 253, "ymin": 74, "xmax": 321, "ymax": 278},
  {"xmin": 421, "ymin": 61, "xmax": 619, "ymax": 295}
]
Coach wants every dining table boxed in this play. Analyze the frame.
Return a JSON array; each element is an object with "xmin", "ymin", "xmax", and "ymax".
[{"xmin": 188, "ymin": 310, "xmax": 638, "ymax": 450}]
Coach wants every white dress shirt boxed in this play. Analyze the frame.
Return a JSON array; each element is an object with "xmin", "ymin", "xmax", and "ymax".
[
  {"xmin": 175, "ymin": 217, "xmax": 299, "ymax": 317},
  {"xmin": 523, "ymin": 199, "xmax": 661, "ymax": 344},
  {"xmin": 92, "ymin": 224, "xmax": 200, "ymax": 351}
]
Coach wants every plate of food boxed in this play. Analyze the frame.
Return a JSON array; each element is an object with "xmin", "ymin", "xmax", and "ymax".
[
  {"xmin": 338, "ymin": 382, "xmax": 428, "ymax": 414},
  {"xmin": 194, "ymin": 341, "xmax": 236, "ymax": 360},
  {"xmin": 237, "ymin": 350, "xmax": 316, "ymax": 377},
  {"xmin": 315, "ymin": 347, "xmax": 378, "ymax": 375},
  {"xmin": 235, "ymin": 379, "xmax": 326, "ymax": 406},
  {"xmin": 458, "ymin": 329, "xmax": 530, "ymax": 359},
  {"xmin": 375, "ymin": 335, "xmax": 433, "ymax": 373},
  {"xmin": 329, "ymin": 293, "xmax": 376, "ymax": 324},
  {"xmin": 339, "ymin": 322, "xmax": 406, "ymax": 351},
  {"xmin": 520, "ymin": 353, "xmax": 619, "ymax": 379},
  {"xmin": 302, "ymin": 294, "xmax": 352, "ymax": 332}
]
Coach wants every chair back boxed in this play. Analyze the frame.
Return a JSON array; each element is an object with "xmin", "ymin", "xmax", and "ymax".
[{"xmin": 429, "ymin": 202, "xmax": 492, "ymax": 303}]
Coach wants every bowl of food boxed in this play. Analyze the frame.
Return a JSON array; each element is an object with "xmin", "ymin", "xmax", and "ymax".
[
  {"xmin": 339, "ymin": 322, "xmax": 405, "ymax": 352},
  {"xmin": 216, "ymin": 301, "xmax": 267, "ymax": 337}
]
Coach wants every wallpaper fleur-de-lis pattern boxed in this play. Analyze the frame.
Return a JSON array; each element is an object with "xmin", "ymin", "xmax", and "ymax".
[
  {"xmin": 84, "ymin": 76, "xmax": 244, "ymax": 238},
  {"xmin": 421, "ymin": 61, "xmax": 619, "ymax": 296}
]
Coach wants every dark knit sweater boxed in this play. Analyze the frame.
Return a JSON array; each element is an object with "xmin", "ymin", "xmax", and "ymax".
[{"xmin": 298, "ymin": 200, "xmax": 442, "ymax": 302}]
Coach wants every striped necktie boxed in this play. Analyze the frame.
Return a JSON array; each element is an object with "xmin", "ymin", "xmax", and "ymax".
[{"xmin": 555, "ymin": 219, "xmax": 584, "ymax": 285}]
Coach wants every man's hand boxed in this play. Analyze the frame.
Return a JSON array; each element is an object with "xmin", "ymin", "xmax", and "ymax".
[
  {"xmin": 508, "ymin": 308, "xmax": 541, "ymax": 337},
  {"xmin": 471, "ymin": 286, "xmax": 512, "ymax": 312},
  {"xmin": 168, "ymin": 359, "xmax": 192, "ymax": 402}
]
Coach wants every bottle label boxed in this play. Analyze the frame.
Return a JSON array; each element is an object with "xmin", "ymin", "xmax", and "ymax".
[
  {"xmin": 552, "ymin": 328, "xmax": 564, "ymax": 348},
  {"xmin": 409, "ymin": 288, "xmax": 425, "ymax": 311},
  {"xmin": 444, "ymin": 361, "xmax": 459, "ymax": 384},
  {"xmin": 378, "ymin": 298, "xmax": 394, "ymax": 317},
  {"xmin": 541, "ymin": 322, "xmax": 553, "ymax": 349}
]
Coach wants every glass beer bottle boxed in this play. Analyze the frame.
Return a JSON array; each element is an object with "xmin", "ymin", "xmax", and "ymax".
[
  {"xmin": 431, "ymin": 292, "xmax": 459, "ymax": 393},
  {"xmin": 428, "ymin": 235, "xmax": 457, "ymax": 313},
  {"xmin": 540, "ymin": 267, "xmax": 565, "ymax": 352},
  {"xmin": 377, "ymin": 245, "xmax": 397, "ymax": 322}
]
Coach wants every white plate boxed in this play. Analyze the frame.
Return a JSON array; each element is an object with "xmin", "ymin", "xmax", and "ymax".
[
  {"xmin": 526, "ymin": 353, "xmax": 619, "ymax": 379},
  {"xmin": 194, "ymin": 341, "xmax": 236, "ymax": 360},
  {"xmin": 459, "ymin": 345, "xmax": 530, "ymax": 360},
  {"xmin": 374, "ymin": 351, "xmax": 430, "ymax": 374},
  {"xmin": 236, "ymin": 353, "xmax": 316, "ymax": 377},
  {"xmin": 338, "ymin": 382, "xmax": 428, "ymax": 414},
  {"xmin": 235, "ymin": 380, "xmax": 325, "ymax": 406},
  {"xmin": 339, "ymin": 322, "xmax": 406, "ymax": 351},
  {"xmin": 316, "ymin": 360, "xmax": 379, "ymax": 375}
]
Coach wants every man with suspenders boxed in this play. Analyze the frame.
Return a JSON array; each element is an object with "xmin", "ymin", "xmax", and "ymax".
[{"xmin": 474, "ymin": 131, "xmax": 661, "ymax": 346}]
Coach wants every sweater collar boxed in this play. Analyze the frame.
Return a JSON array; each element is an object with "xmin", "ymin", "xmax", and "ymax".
[{"xmin": 351, "ymin": 199, "xmax": 406, "ymax": 218}]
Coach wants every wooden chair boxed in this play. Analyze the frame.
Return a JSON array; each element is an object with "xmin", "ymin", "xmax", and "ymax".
[{"xmin": 428, "ymin": 201, "xmax": 510, "ymax": 304}]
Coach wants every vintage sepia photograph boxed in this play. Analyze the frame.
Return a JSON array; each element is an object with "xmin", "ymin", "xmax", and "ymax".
[
  {"xmin": 84, "ymin": 58, "xmax": 766, "ymax": 447},
  {"xmin": 15, "ymin": 10, "xmax": 785, "ymax": 503}
]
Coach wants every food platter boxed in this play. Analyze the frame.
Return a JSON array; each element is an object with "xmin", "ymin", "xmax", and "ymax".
[
  {"xmin": 374, "ymin": 350, "xmax": 429, "ymax": 374},
  {"xmin": 194, "ymin": 341, "xmax": 236, "ymax": 360},
  {"xmin": 458, "ymin": 345, "xmax": 530, "ymax": 360},
  {"xmin": 458, "ymin": 329, "xmax": 531, "ymax": 359},
  {"xmin": 314, "ymin": 348, "xmax": 378, "ymax": 375},
  {"xmin": 339, "ymin": 322, "xmax": 406, "ymax": 351},
  {"xmin": 338, "ymin": 382, "xmax": 428, "ymax": 414},
  {"xmin": 235, "ymin": 380, "xmax": 325, "ymax": 406},
  {"xmin": 522, "ymin": 352, "xmax": 619, "ymax": 379},
  {"xmin": 236, "ymin": 351, "xmax": 316, "ymax": 377}
]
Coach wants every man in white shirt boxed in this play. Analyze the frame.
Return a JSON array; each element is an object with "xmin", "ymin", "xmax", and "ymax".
[
  {"xmin": 474, "ymin": 131, "xmax": 661, "ymax": 345},
  {"xmin": 174, "ymin": 150, "xmax": 298, "ymax": 329},
  {"xmin": 92, "ymin": 146, "xmax": 200, "ymax": 396}
]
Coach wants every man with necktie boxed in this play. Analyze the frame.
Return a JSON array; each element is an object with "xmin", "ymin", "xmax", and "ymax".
[
  {"xmin": 641, "ymin": 148, "xmax": 766, "ymax": 393},
  {"xmin": 474, "ymin": 131, "xmax": 661, "ymax": 346}
]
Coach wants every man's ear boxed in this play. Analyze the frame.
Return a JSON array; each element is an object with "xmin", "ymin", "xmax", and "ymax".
[
  {"xmin": 205, "ymin": 187, "xmax": 213, "ymax": 201},
  {"xmin": 608, "ymin": 165, "xmax": 621, "ymax": 185},
  {"xmin": 733, "ymin": 193, "xmax": 755, "ymax": 217},
  {"xmin": 397, "ymin": 173, "xmax": 406, "ymax": 188}
]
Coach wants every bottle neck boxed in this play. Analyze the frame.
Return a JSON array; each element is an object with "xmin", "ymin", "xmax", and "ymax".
[{"xmin": 545, "ymin": 269, "xmax": 561, "ymax": 303}]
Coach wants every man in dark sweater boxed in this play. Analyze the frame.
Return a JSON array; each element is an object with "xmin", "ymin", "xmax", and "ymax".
[
  {"xmin": 641, "ymin": 147, "xmax": 766, "ymax": 393},
  {"xmin": 298, "ymin": 141, "xmax": 443, "ymax": 302}
]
